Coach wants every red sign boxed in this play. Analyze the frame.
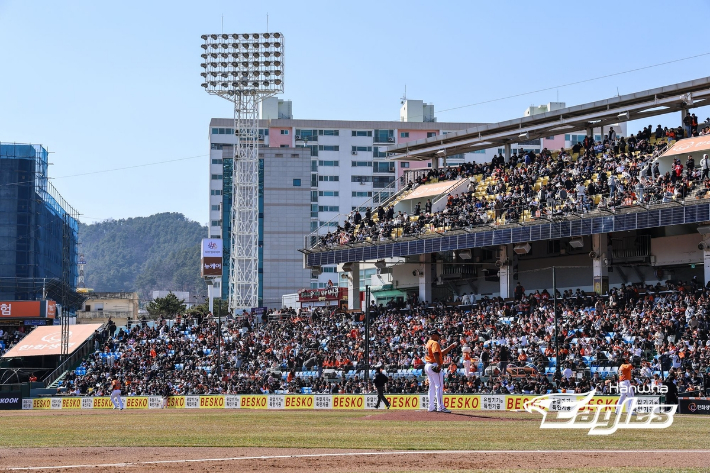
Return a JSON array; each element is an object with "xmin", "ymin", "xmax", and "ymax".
[{"xmin": 298, "ymin": 287, "xmax": 346, "ymax": 302}]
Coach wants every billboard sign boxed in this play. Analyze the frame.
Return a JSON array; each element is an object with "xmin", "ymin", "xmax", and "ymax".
[
  {"xmin": 0, "ymin": 301, "xmax": 56, "ymax": 319},
  {"xmin": 1, "ymin": 323, "xmax": 102, "ymax": 358},
  {"xmin": 201, "ymin": 239, "xmax": 223, "ymax": 258},
  {"xmin": 201, "ymin": 239, "xmax": 223, "ymax": 278}
]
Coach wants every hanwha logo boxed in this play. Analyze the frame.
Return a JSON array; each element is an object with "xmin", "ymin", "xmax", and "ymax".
[
  {"xmin": 41, "ymin": 332, "xmax": 69, "ymax": 343},
  {"xmin": 688, "ymin": 403, "xmax": 698, "ymax": 413},
  {"xmin": 208, "ymin": 242, "xmax": 218, "ymax": 250}
]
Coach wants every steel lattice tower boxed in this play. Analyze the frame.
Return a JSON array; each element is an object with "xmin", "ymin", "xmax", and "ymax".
[{"xmin": 200, "ymin": 33, "xmax": 284, "ymax": 312}]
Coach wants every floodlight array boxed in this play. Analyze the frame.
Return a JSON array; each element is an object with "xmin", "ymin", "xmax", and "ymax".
[{"xmin": 200, "ymin": 33, "xmax": 284, "ymax": 95}]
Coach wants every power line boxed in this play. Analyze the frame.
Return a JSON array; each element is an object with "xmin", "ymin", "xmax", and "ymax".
[
  {"xmin": 409, "ymin": 52, "xmax": 710, "ymax": 120},
  {"xmin": 0, "ymin": 153, "xmax": 208, "ymax": 189}
]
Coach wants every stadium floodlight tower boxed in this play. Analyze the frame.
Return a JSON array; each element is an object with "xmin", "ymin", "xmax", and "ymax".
[{"xmin": 200, "ymin": 32, "xmax": 285, "ymax": 312}]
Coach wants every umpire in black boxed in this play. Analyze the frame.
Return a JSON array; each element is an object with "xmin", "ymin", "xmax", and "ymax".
[{"xmin": 374, "ymin": 366, "xmax": 390, "ymax": 409}]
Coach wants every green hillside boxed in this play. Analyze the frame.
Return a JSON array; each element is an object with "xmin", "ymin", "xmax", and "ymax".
[{"xmin": 78, "ymin": 213, "xmax": 208, "ymax": 299}]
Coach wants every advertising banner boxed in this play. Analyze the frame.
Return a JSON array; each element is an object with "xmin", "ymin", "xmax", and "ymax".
[
  {"xmin": 0, "ymin": 301, "xmax": 56, "ymax": 319},
  {"xmin": 297, "ymin": 287, "xmax": 345, "ymax": 303},
  {"xmin": 0, "ymin": 391, "xmax": 22, "ymax": 410},
  {"xmin": 201, "ymin": 239, "xmax": 223, "ymax": 277},
  {"xmin": 18, "ymin": 394, "xmax": 663, "ymax": 412},
  {"xmin": 679, "ymin": 397, "xmax": 710, "ymax": 415},
  {"xmin": 1, "ymin": 324, "xmax": 102, "ymax": 358}
]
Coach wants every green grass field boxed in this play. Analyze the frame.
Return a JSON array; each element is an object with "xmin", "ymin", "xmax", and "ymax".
[{"xmin": 0, "ymin": 410, "xmax": 706, "ymax": 451}]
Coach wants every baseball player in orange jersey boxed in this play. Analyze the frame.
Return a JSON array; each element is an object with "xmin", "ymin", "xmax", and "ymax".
[
  {"xmin": 615, "ymin": 358, "xmax": 634, "ymax": 415},
  {"xmin": 424, "ymin": 329, "xmax": 457, "ymax": 413},
  {"xmin": 110, "ymin": 378, "xmax": 124, "ymax": 410}
]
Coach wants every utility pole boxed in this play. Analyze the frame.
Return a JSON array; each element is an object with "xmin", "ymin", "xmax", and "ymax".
[
  {"xmin": 364, "ymin": 286, "xmax": 370, "ymax": 391},
  {"xmin": 553, "ymin": 266, "xmax": 561, "ymax": 381}
]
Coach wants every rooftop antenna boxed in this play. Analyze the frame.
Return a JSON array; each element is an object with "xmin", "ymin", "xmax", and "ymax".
[
  {"xmin": 400, "ymin": 85, "xmax": 406, "ymax": 105},
  {"xmin": 267, "ymin": 13, "xmax": 269, "ymax": 33},
  {"xmin": 617, "ymin": 86, "xmax": 620, "ymax": 97},
  {"xmin": 221, "ymin": 14, "xmax": 223, "ymax": 34}
]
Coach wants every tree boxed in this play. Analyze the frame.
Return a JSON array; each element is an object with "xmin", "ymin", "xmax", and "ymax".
[
  {"xmin": 187, "ymin": 299, "xmax": 229, "ymax": 318},
  {"xmin": 146, "ymin": 292, "xmax": 186, "ymax": 318}
]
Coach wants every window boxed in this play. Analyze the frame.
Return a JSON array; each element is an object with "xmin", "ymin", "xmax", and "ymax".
[
  {"xmin": 400, "ymin": 132, "xmax": 409, "ymax": 138},
  {"xmin": 373, "ymin": 147, "xmax": 388, "ymax": 158},
  {"xmin": 374, "ymin": 129, "xmax": 394, "ymax": 143},
  {"xmin": 322, "ymin": 266, "xmax": 337, "ymax": 273},
  {"xmin": 318, "ymin": 130, "xmax": 340, "ymax": 136},
  {"xmin": 259, "ymin": 128, "xmax": 269, "ymax": 136},
  {"xmin": 211, "ymin": 220, "xmax": 221, "ymax": 226},
  {"xmin": 311, "ymin": 174, "xmax": 318, "ymax": 187},
  {"xmin": 472, "ymin": 149, "xmax": 486, "ymax": 154},
  {"xmin": 295, "ymin": 129, "xmax": 316, "ymax": 140},
  {"xmin": 306, "ymin": 145, "xmax": 318, "ymax": 157},
  {"xmin": 210, "ymin": 190, "xmax": 222, "ymax": 195},
  {"xmin": 318, "ymin": 160, "xmax": 339, "ymax": 166},
  {"xmin": 351, "ymin": 161, "xmax": 372, "ymax": 167},
  {"xmin": 546, "ymin": 136, "xmax": 555, "ymax": 140},
  {"xmin": 351, "ymin": 146, "xmax": 372, "ymax": 152},
  {"xmin": 351, "ymin": 130, "xmax": 373, "ymax": 137},
  {"xmin": 351, "ymin": 176, "xmax": 372, "ymax": 183},
  {"xmin": 400, "ymin": 162, "xmax": 410, "ymax": 168},
  {"xmin": 211, "ymin": 174, "xmax": 223, "ymax": 180},
  {"xmin": 318, "ymin": 206, "xmax": 339, "ymax": 212},
  {"xmin": 280, "ymin": 145, "xmax": 289, "ymax": 148},
  {"xmin": 318, "ymin": 145, "xmax": 339, "ymax": 152},
  {"xmin": 427, "ymin": 132, "xmax": 437, "ymax": 138},
  {"xmin": 311, "ymin": 190, "xmax": 318, "ymax": 202},
  {"xmin": 280, "ymin": 129, "xmax": 290, "ymax": 135},
  {"xmin": 373, "ymin": 176, "xmax": 395, "ymax": 188},
  {"xmin": 319, "ymin": 221, "xmax": 340, "ymax": 227},
  {"xmin": 352, "ymin": 191, "xmax": 373, "ymax": 197},
  {"xmin": 211, "ymin": 158, "xmax": 223, "ymax": 164},
  {"xmin": 310, "ymin": 221, "xmax": 319, "ymax": 232},
  {"xmin": 311, "ymin": 160, "xmax": 318, "ymax": 172},
  {"xmin": 318, "ymin": 175, "xmax": 339, "ymax": 182},
  {"xmin": 311, "ymin": 204, "xmax": 318, "ymax": 218},
  {"xmin": 211, "ymin": 205, "xmax": 220, "ymax": 211},
  {"xmin": 352, "ymin": 206, "xmax": 368, "ymax": 212},
  {"xmin": 373, "ymin": 162, "xmax": 394, "ymax": 173},
  {"xmin": 319, "ymin": 191, "xmax": 339, "ymax": 196},
  {"xmin": 293, "ymin": 179, "xmax": 301, "ymax": 186}
]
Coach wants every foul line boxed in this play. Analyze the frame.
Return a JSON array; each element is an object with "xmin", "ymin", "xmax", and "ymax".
[{"xmin": 5, "ymin": 450, "xmax": 710, "ymax": 471}]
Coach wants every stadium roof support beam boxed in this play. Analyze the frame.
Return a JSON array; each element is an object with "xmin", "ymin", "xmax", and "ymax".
[{"xmin": 387, "ymin": 76, "xmax": 710, "ymax": 160}]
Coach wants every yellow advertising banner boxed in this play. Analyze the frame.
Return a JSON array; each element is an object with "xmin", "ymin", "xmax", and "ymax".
[
  {"xmin": 240, "ymin": 395, "xmax": 268, "ymax": 409},
  {"xmin": 385, "ymin": 395, "xmax": 421, "ymax": 410},
  {"xmin": 166, "ymin": 396, "xmax": 186, "ymax": 409},
  {"xmin": 331, "ymin": 395, "xmax": 365, "ymax": 409},
  {"xmin": 31, "ymin": 398, "xmax": 52, "ymax": 410},
  {"xmin": 284, "ymin": 395, "xmax": 313, "ymax": 409},
  {"xmin": 444, "ymin": 395, "xmax": 481, "ymax": 410},
  {"xmin": 198, "ymin": 395, "xmax": 225, "ymax": 409},
  {"xmin": 60, "ymin": 397, "xmax": 82, "ymax": 409}
]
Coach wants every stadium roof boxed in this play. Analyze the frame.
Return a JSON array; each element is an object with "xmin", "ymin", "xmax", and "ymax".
[{"xmin": 387, "ymin": 76, "xmax": 710, "ymax": 160}]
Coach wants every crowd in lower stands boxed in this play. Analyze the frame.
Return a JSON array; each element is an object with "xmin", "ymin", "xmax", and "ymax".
[
  {"xmin": 0, "ymin": 329, "xmax": 26, "ymax": 357},
  {"xmin": 317, "ymin": 122, "xmax": 710, "ymax": 249},
  {"xmin": 65, "ymin": 282, "xmax": 710, "ymax": 398}
]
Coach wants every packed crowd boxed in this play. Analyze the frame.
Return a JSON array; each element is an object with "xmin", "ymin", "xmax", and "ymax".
[
  {"xmin": 65, "ymin": 282, "xmax": 710, "ymax": 397},
  {"xmin": 0, "ymin": 328, "xmax": 27, "ymax": 357},
  {"xmin": 317, "ymin": 122, "xmax": 710, "ymax": 249}
]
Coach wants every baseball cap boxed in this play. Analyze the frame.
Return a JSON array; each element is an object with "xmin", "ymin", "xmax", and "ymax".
[{"xmin": 428, "ymin": 329, "xmax": 441, "ymax": 336}]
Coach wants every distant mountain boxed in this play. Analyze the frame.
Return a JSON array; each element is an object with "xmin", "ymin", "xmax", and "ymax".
[{"xmin": 78, "ymin": 213, "xmax": 208, "ymax": 300}]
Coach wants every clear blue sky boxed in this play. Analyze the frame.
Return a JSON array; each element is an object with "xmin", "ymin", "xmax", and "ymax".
[{"xmin": 1, "ymin": 0, "xmax": 709, "ymax": 226}]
